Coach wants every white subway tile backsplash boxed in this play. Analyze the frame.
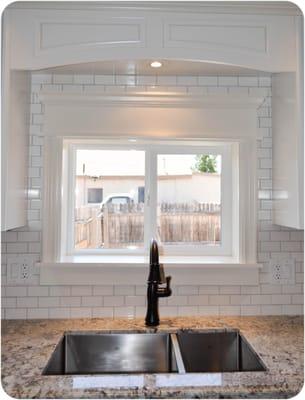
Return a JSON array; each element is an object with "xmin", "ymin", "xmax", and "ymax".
[
  {"xmin": 207, "ymin": 87, "xmax": 228, "ymax": 95},
  {"xmin": 197, "ymin": 306, "xmax": 219, "ymax": 315},
  {"xmin": 95, "ymin": 75, "xmax": 115, "ymax": 85},
  {"xmin": 73, "ymin": 74, "xmax": 94, "ymax": 84},
  {"xmin": 17, "ymin": 232, "xmax": 40, "ymax": 242},
  {"xmin": 251, "ymin": 295, "xmax": 272, "ymax": 305},
  {"xmin": 49, "ymin": 308, "xmax": 70, "ymax": 319},
  {"xmin": 230, "ymin": 295, "xmax": 251, "ymax": 305},
  {"xmin": 125, "ymin": 296, "xmax": 145, "ymax": 306},
  {"xmin": 93, "ymin": 286, "xmax": 113, "ymax": 296},
  {"xmin": 177, "ymin": 76, "xmax": 197, "ymax": 86},
  {"xmin": 2, "ymin": 232, "xmax": 18, "ymax": 242},
  {"xmin": 5, "ymin": 308, "xmax": 27, "ymax": 319},
  {"xmin": 27, "ymin": 308, "xmax": 49, "ymax": 319},
  {"xmin": 62, "ymin": 84, "xmax": 83, "ymax": 93},
  {"xmin": 218, "ymin": 76, "xmax": 238, "ymax": 86},
  {"xmin": 238, "ymin": 76, "xmax": 258, "ymax": 86},
  {"xmin": 178, "ymin": 306, "xmax": 199, "ymax": 316},
  {"xmin": 258, "ymin": 76, "xmax": 272, "ymax": 87},
  {"xmin": 116, "ymin": 75, "xmax": 136, "ymax": 85},
  {"xmin": 260, "ymin": 284, "xmax": 281, "ymax": 294},
  {"xmin": 28, "ymin": 286, "xmax": 49, "ymax": 297},
  {"xmin": 137, "ymin": 75, "xmax": 156, "ymax": 85},
  {"xmin": 49, "ymin": 286, "xmax": 71, "ymax": 297},
  {"xmin": 178, "ymin": 286, "xmax": 198, "ymax": 295},
  {"xmin": 241, "ymin": 305, "xmax": 261, "ymax": 315},
  {"xmin": 199, "ymin": 286, "xmax": 219, "ymax": 294},
  {"xmin": 159, "ymin": 306, "xmax": 178, "ymax": 316},
  {"xmin": 198, "ymin": 76, "xmax": 217, "ymax": 86},
  {"xmin": 17, "ymin": 297, "xmax": 38, "ymax": 308},
  {"xmin": 219, "ymin": 286, "xmax": 241, "ymax": 294},
  {"xmin": 71, "ymin": 286, "xmax": 92, "ymax": 296},
  {"xmin": 1, "ymin": 72, "xmax": 303, "ymax": 319},
  {"xmin": 81, "ymin": 296, "xmax": 103, "ymax": 307},
  {"xmin": 157, "ymin": 76, "xmax": 177, "ymax": 85},
  {"xmin": 114, "ymin": 286, "xmax": 135, "ymax": 296},
  {"xmin": 92, "ymin": 307, "xmax": 114, "ymax": 318},
  {"xmin": 219, "ymin": 305, "xmax": 240, "ymax": 315},
  {"xmin": 209, "ymin": 295, "xmax": 230, "ymax": 305},
  {"xmin": 282, "ymin": 284, "xmax": 303, "ymax": 294},
  {"xmin": 188, "ymin": 295, "xmax": 209, "ymax": 305},
  {"xmin": 53, "ymin": 74, "xmax": 74, "ymax": 84},
  {"xmin": 39, "ymin": 297, "xmax": 60, "ymax": 308},
  {"xmin": 282, "ymin": 305, "xmax": 303, "ymax": 315},
  {"xmin": 60, "ymin": 297, "xmax": 81, "ymax": 307},
  {"xmin": 32, "ymin": 73, "xmax": 52, "ymax": 84},
  {"xmin": 261, "ymin": 305, "xmax": 282, "ymax": 315},
  {"xmin": 2, "ymin": 298, "xmax": 17, "ymax": 308},
  {"xmin": 271, "ymin": 295, "xmax": 291, "ymax": 305},
  {"xmin": 281, "ymin": 241, "xmax": 301, "ymax": 252},
  {"xmin": 292, "ymin": 294, "xmax": 304, "ymax": 304},
  {"xmin": 6, "ymin": 243, "xmax": 28, "ymax": 254},
  {"xmin": 70, "ymin": 308, "xmax": 92, "ymax": 318},
  {"xmin": 114, "ymin": 307, "xmax": 135, "ymax": 318},
  {"xmin": 104, "ymin": 296, "xmax": 124, "ymax": 307}
]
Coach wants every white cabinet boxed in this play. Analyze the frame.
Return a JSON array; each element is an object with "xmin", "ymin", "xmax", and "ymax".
[
  {"xmin": 1, "ymin": 70, "xmax": 31, "ymax": 231},
  {"xmin": 6, "ymin": 4, "xmax": 298, "ymax": 72},
  {"xmin": 1, "ymin": 9, "xmax": 31, "ymax": 231},
  {"xmin": 272, "ymin": 17, "xmax": 304, "ymax": 229}
]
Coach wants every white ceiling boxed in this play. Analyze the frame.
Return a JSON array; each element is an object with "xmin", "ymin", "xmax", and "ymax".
[{"xmin": 35, "ymin": 59, "xmax": 270, "ymax": 76}]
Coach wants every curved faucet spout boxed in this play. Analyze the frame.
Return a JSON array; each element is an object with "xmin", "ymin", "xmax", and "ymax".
[{"xmin": 150, "ymin": 238, "xmax": 159, "ymax": 265}]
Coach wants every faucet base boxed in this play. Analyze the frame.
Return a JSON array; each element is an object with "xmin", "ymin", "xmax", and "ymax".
[{"xmin": 145, "ymin": 317, "xmax": 160, "ymax": 327}]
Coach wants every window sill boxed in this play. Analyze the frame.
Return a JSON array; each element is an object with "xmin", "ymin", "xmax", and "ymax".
[{"xmin": 38, "ymin": 256, "xmax": 261, "ymax": 285}]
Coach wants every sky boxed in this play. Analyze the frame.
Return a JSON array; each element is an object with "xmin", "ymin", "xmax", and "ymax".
[{"xmin": 76, "ymin": 150, "xmax": 221, "ymax": 176}]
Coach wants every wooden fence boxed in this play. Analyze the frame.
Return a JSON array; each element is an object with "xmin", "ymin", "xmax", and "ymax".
[{"xmin": 74, "ymin": 203, "xmax": 220, "ymax": 249}]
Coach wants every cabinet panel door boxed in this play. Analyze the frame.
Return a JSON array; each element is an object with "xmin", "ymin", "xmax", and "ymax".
[{"xmin": 9, "ymin": 7, "xmax": 296, "ymax": 72}]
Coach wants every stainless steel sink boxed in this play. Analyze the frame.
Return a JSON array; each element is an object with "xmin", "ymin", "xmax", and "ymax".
[
  {"xmin": 43, "ymin": 330, "xmax": 266, "ymax": 375},
  {"xmin": 177, "ymin": 330, "xmax": 266, "ymax": 373},
  {"xmin": 43, "ymin": 332, "xmax": 178, "ymax": 375}
]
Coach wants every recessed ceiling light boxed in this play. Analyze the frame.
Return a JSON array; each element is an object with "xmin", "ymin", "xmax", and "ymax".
[{"xmin": 150, "ymin": 61, "xmax": 162, "ymax": 68}]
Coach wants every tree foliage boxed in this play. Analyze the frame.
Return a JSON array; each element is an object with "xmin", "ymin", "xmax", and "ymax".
[{"xmin": 193, "ymin": 155, "xmax": 217, "ymax": 173}]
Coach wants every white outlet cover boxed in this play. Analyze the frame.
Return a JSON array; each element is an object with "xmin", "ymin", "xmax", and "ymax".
[
  {"xmin": 269, "ymin": 258, "xmax": 295, "ymax": 285},
  {"xmin": 7, "ymin": 256, "xmax": 36, "ymax": 285}
]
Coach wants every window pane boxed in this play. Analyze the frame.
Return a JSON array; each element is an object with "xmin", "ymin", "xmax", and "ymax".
[
  {"xmin": 87, "ymin": 188, "xmax": 103, "ymax": 204},
  {"xmin": 75, "ymin": 149, "xmax": 145, "ymax": 250},
  {"xmin": 157, "ymin": 154, "xmax": 221, "ymax": 246}
]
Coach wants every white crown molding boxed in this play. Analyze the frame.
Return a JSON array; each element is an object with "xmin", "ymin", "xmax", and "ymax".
[
  {"xmin": 8, "ymin": 1, "xmax": 302, "ymax": 16},
  {"xmin": 39, "ymin": 91, "xmax": 265, "ymax": 109}
]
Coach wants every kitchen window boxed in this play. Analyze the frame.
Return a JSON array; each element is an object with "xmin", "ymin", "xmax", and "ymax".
[{"xmin": 61, "ymin": 140, "xmax": 235, "ymax": 258}]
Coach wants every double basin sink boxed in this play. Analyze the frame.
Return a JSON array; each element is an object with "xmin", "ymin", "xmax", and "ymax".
[{"xmin": 43, "ymin": 329, "xmax": 266, "ymax": 375}]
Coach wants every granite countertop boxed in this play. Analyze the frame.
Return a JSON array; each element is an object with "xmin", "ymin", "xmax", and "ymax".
[{"xmin": 1, "ymin": 316, "xmax": 303, "ymax": 398}]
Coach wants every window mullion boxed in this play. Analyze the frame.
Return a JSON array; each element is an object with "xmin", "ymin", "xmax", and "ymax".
[
  {"xmin": 66, "ymin": 145, "xmax": 76, "ymax": 256},
  {"xmin": 144, "ymin": 149, "xmax": 157, "ymax": 247}
]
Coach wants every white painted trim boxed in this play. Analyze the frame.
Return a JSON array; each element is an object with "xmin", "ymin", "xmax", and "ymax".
[
  {"xmin": 39, "ymin": 92, "xmax": 264, "ymax": 109},
  {"xmin": 8, "ymin": 2, "xmax": 302, "ymax": 16},
  {"xmin": 40, "ymin": 90, "xmax": 261, "ymax": 284},
  {"xmin": 42, "ymin": 136, "xmax": 63, "ymax": 262},
  {"xmin": 63, "ymin": 140, "xmax": 234, "ymax": 257},
  {"xmin": 39, "ymin": 260, "xmax": 262, "ymax": 286}
]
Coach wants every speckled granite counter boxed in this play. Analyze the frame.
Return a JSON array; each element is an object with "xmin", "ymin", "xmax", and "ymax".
[{"xmin": 1, "ymin": 316, "xmax": 303, "ymax": 398}]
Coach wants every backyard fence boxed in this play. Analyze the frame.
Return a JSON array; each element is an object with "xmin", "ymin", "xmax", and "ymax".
[{"xmin": 74, "ymin": 203, "xmax": 220, "ymax": 249}]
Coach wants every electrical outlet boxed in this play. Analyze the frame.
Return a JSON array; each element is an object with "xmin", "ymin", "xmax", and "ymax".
[
  {"xmin": 269, "ymin": 258, "xmax": 295, "ymax": 285},
  {"xmin": 7, "ymin": 256, "xmax": 36, "ymax": 285}
]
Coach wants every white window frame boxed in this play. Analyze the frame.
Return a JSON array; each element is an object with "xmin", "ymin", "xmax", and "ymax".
[{"xmin": 61, "ymin": 139, "xmax": 235, "ymax": 258}]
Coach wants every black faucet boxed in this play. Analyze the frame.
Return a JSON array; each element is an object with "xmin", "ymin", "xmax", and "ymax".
[{"xmin": 145, "ymin": 239, "xmax": 172, "ymax": 326}]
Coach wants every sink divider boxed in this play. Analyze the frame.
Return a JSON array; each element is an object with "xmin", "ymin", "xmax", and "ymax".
[{"xmin": 170, "ymin": 334, "xmax": 186, "ymax": 374}]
